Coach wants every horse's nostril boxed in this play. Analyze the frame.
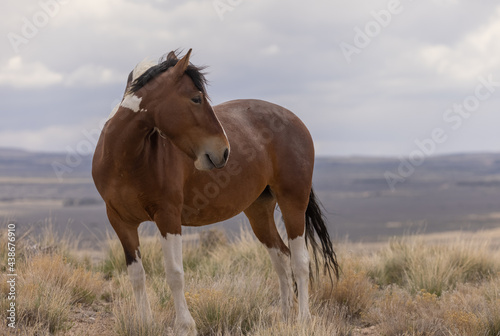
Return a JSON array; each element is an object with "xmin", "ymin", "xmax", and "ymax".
[{"xmin": 223, "ymin": 148, "xmax": 229, "ymax": 162}]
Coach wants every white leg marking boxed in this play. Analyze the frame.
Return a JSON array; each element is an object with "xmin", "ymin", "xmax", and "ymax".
[
  {"xmin": 127, "ymin": 252, "xmax": 152, "ymax": 321},
  {"xmin": 120, "ymin": 94, "xmax": 143, "ymax": 113},
  {"xmin": 267, "ymin": 247, "xmax": 294, "ymax": 319},
  {"xmin": 161, "ymin": 233, "xmax": 197, "ymax": 336},
  {"xmin": 289, "ymin": 234, "xmax": 311, "ymax": 322}
]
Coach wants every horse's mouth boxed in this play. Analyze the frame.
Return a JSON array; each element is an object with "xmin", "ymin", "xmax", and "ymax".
[
  {"xmin": 205, "ymin": 154, "xmax": 217, "ymax": 169},
  {"xmin": 206, "ymin": 150, "xmax": 228, "ymax": 169},
  {"xmin": 194, "ymin": 149, "xmax": 228, "ymax": 171}
]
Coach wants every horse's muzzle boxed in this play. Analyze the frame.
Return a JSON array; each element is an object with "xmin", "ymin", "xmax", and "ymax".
[{"xmin": 194, "ymin": 139, "xmax": 229, "ymax": 171}]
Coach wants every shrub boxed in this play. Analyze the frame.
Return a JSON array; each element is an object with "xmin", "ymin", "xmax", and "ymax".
[{"xmin": 368, "ymin": 236, "xmax": 500, "ymax": 295}]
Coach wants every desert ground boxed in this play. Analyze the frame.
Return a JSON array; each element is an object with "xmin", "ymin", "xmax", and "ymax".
[
  {"xmin": 1, "ymin": 148, "xmax": 500, "ymax": 335},
  {"xmin": 3, "ymin": 225, "xmax": 500, "ymax": 335},
  {"xmin": 1, "ymin": 149, "xmax": 499, "ymax": 244}
]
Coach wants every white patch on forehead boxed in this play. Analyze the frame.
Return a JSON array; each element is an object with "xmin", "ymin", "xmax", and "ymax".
[
  {"xmin": 133, "ymin": 59, "xmax": 156, "ymax": 79},
  {"xmin": 120, "ymin": 94, "xmax": 143, "ymax": 113},
  {"xmin": 108, "ymin": 59, "xmax": 155, "ymax": 120}
]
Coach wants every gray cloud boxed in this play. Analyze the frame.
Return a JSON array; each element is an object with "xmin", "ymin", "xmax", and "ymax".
[{"xmin": 1, "ymin": 0, "xmax": 499, "ymax": 156}]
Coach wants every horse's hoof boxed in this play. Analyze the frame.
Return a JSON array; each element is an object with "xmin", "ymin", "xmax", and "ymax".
[
  {"xmin": 174, "ymin": 319, "xmax": 197, "ymax": 336},
  {"xmin": 298, "ymin": 311, "xmax": 312, "ymax": 323}
]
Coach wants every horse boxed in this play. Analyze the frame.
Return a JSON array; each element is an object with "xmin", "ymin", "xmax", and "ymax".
[{"xmin": 92, "ymin": 49, "xmax": 339, "ymax": 335}]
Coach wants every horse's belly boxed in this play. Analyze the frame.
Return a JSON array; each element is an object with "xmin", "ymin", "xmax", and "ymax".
[
  {"xmin": 181, "ymin": 162, "xmax": 269, "ymax": 226},
  {"xmin": 181, "ymin": 200, "xmax": 244, "ymax": 226},
  {"xmin": 181, "ymin": 181, "xmax": 264, "ymax": 226}
]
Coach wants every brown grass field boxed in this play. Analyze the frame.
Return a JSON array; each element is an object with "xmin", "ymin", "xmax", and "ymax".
[{"xmin": 2, "ymin": 225, "xmax": 500, "ymax": 336}]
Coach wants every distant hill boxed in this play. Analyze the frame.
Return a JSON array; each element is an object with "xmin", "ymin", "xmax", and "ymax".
[
  {"xmin": 1, "ymin": 148, "xmax": 500, "ymax": 244},
  {"xmin": 313, "ymin": 152, "xmax": 500, "ymax": 240},
  {"xmin": 0, "ymin": 147, "xmax": 92, "ymax": 178}
]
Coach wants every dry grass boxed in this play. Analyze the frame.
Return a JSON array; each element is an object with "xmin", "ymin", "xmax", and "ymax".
[
  {"xmin": 3, "ymin": 225, "xmax": 500, "ymax": 335},
  {"xmin": 0, "ymin": 226, "xmax": 108, "ymax": 335},
  {"xmin": 368, "ymin": 236, "xmax": 499, "ymax": 295}
]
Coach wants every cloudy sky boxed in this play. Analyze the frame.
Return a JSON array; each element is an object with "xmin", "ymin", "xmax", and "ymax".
[{"xmin": 1, "ymin": 0, "xmax": 499, "ymax": 157}]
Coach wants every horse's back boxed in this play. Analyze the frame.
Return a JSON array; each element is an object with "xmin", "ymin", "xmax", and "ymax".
[
  {"xmin": 216, "ymin": 99, "xmax": 315, "ymax": 200},
  {"xmin": 215, "ymin": 99, "xmax": 315, "ymax": 169},
  {"xmin": 214, "ymin": 99, "xmax": 314, "ymax": 157}
]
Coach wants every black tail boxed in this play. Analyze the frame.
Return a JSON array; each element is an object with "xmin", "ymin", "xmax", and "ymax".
[{"xmin": 304, "ymin": 188, "xmax": 340, "ymax": 283}]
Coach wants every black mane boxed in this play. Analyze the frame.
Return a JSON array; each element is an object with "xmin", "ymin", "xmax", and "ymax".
[{"xmin": 129, "ymin": 51, "xmax": 208, "ymax": 95}]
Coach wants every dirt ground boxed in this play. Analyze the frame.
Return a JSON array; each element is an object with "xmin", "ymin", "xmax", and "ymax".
[{"xmin": 65, "ymin": 302, "xmax": 115, "ymax": 336}]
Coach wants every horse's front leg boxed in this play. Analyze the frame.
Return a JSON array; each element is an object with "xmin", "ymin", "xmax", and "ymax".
[
  {"xmin": 156, "ymin": 214, "xmax": 197, "ymax": 336},
  {"xmin": 107, "ymin": 208, "xmax": 152, "ymax": 322}
]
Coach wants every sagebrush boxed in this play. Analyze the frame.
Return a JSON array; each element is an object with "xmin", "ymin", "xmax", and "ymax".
[{"xmin": 2, "ymin": 225, "xmax": 500, "ymax": 335}]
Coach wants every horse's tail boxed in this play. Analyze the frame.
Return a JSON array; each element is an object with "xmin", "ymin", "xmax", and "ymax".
[{"xmin": 304, "ymin": 188, "xmax": 340, "ymax": 283}]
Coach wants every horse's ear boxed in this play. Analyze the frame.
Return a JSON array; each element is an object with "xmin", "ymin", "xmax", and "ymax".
[
  {"xmin": 172, "ymin": 49, "xmax": 192, "ymax": 79},
  {"xmin": 167, "ymin": 51, "xmax": 178, "ymax": 61}
]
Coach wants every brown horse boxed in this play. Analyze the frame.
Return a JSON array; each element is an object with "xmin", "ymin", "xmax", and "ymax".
[{"xmin": 92, "ymin": 49, "xmax": 338, "ymax": 335}]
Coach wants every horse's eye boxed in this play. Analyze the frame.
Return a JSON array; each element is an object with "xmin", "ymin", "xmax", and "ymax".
[{"xmin": 191, "ymin": 96, "xmax": 202, "ymax": 104}]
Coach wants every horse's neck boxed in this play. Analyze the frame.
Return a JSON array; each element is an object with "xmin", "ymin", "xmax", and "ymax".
[{"xmin": 104, "ymin": 108, "xmax": 154, "ymax": 163}]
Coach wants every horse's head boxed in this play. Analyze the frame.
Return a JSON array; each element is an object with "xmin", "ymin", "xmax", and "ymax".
[{"xmin": 131, "ymin": 49, "xmax": 229, "ymax": 170}]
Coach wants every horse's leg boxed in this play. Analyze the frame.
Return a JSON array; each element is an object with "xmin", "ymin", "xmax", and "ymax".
[
  {"xmin": 274, "ymin": 189, "xmax": 312, "ymax": 322},
  {"xmin": 244, "ymin": 191, "xmax": 294, "ymax": 320},
  {"xmin": 107, "ymin": 208, "xmax": 152, "ymax": 322},
  {"xmin": 155, "ymin": 213, "xmax": 196, "ymax": 336}
]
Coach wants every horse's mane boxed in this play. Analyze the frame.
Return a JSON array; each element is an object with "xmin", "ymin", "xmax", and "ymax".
[{"xmin": 129, "ymin": 50, "xmax": 208, "ymax": 95}]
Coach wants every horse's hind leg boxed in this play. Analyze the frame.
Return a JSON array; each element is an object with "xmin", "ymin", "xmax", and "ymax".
[
  {"xmin": 244, "ymin": 190, "xmax": 294, "ymax": 320},
  {"xmin": 107, "ymin": 207, "xmax": 152, "ymax": 322},
  {"xmin": 273, "ymin": 187, "xmax": 312, "ymax": 322}
]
